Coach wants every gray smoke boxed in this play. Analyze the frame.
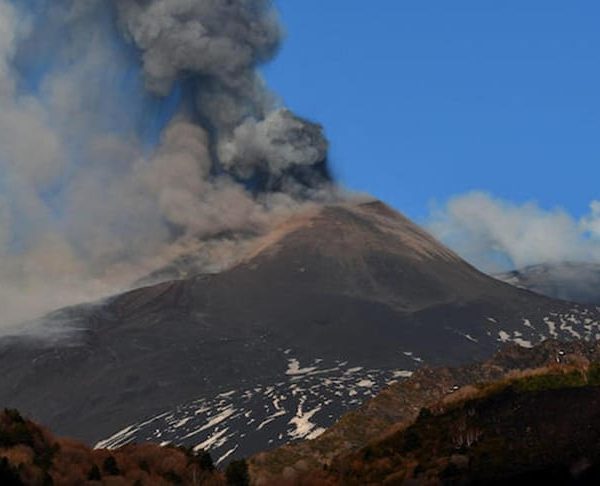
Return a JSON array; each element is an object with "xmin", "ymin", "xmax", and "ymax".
[
  {"xmin": 0, "ymin": 0, "xmax": 338, "ymax": 331},
  {"xmin": 219, "ymin": 109, "xmax": 329, "ymax": 177},
  {"xmin": 116, "ymin": 0, "xmax": 280, "ymax": 96}
]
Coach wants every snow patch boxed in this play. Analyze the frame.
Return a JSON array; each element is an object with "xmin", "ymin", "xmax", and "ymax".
[
  {"xmin": 357, "ymin": 379, "xmax": 375, "ymax": 388},
  {"xmin": 544, "ymin": 318, "xmax": 558, "ymax": 338},
  {"xmin": 288, "ymin": 399, "xmax": 324, "ymax": 440},
  {"xmin": 286, "ymin": 358, "xmax": 318, "ymax": 376},
  {"xmin": 513, "ymin": 338, "xmax": 533, "ymax": 348},
  {"xmin": 393, "ymin": 370, "xmax": 414, "ymax": 378},
  {"xmin": 217, "ymin": 446, "xmax": 239, "ymax": 465},
  {"xmin": 193, "ymin": 428, "xmax": 231, "ymax": 452},
  {"xmin": 523, "ymin": 319, "xmax": 534, "ymax": 329}
]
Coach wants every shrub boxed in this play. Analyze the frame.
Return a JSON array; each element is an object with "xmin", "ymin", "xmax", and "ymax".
[
  {"xmin": 413, "ymin": 463, "xmax": 425, "ymax": 477},
  {"xmin": 441, "ymin": 462, "xmax": 461, "ymax": 479},
  {"xmin": 163, "ymin": 469, "xmax": 183, "ymax": 484},
  {"xmin": 226, "ymin": 459, "xmax": 250, "ymax": 486},
  {"xmin": 587, "ymin": 363, "xmax": 600, "ymax": 385},
  {"xmin": 0, "ymin": 457, "xmax": 22, "ymax": 485},
  {"xmin": 0, "ymin": 422, "xmax": 33, "ymax": 448},
  {"xmin": 513, "ymin": 370, "xmax": 586, "ymax": 393},
  {"xmin": 87, "ymin": 464, "xmax": 101, "ymax": 480},
  {"xmin": 34, "ymin": 443, "xmax": 59, "ymax": 471},
  {"xmin": 3, "ymin": 409, "xmax": 25, "ymax": 425},
  {"xmin": 138, "ymin": 459, "xmax": 150, "ymax": 473},
  {"xmin": 195, "ymin": 450, "xmax": 215, "ymax": 472},
  {"xmin": 418, "ymin": 407, "xmax": 433, "ymax": 420},
  {"xmin": 102, "ymin": 455, "xmax": 121, "ymax": 475},
  {"xmin": 402, "ymin": 429, "xmax": 421, "ymax": 453},
  {"xmin": 41, "ymin": 471, "xmax": 53, "ymax": 486}
]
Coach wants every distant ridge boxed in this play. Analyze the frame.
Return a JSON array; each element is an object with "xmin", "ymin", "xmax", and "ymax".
[{"xmin": 496, "ymin": 261, "xmax": 600, "ymax": 305}]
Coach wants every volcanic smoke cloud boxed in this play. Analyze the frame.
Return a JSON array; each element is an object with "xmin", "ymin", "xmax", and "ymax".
[
  {"xmin": 428, "ymin": 192, "xmax": 600, "ymax": 273},
  {"xmin": 0, "ymin": 0, "xmax": 334, "ymax": 329}
]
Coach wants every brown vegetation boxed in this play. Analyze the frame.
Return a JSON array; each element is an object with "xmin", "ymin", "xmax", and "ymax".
[
  {"xmin": 249, "ymin": 340, "xmax": 600, "ymax": 485},
  {"xmin": 0, "ymin": 409, "xmax": 225, "ymax": 485}
]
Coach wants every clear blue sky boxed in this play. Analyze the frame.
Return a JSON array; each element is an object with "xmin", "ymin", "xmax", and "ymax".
[{"xmin": 264, "ymin": 1, "xmax": 600, "ymax": 222}]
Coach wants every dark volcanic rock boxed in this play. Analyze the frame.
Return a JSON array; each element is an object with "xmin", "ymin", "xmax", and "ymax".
[{"xmin": 1, "ymin": 200, "xmax": 599, "ymax": 463}]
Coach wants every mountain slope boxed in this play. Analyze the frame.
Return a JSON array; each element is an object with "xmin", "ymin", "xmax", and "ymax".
[
  {"xmin": 317, "ymin": 379, "xmax": 600, "ymax": 485},
  {"xmin": 250, "ymin": 340, "xmax": 600, "ymax": 484},
  {"xmin": 1, "ymin": 200, "xmax": 599, "ymax": 464}
]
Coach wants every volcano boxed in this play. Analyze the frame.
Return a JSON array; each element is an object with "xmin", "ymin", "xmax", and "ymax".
[{"xmin": 1, "ymin": 200, "xmax": 599, "ymax": 464}]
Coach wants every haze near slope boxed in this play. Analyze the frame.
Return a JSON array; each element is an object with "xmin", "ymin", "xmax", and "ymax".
[{"xmin": 496, "ymin": 262, "xmax": 600, "ymax": 305}]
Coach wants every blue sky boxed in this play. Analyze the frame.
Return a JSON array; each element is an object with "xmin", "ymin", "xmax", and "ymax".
[{"xmin": 265, "ymin": 1, "xmax": 600, "ymax": 223}]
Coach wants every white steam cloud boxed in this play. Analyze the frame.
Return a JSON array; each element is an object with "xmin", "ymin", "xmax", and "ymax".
[
  {"xmin": 0, "ymin": 0, "xmax": 336, "ymax": 331},
  {"xmin": 219, "ymin": 109, "xmax": 329, "ymax": 177},
  {"xmin": 428, "ymin": 192, "xmax": 600, "ymax": 273}
]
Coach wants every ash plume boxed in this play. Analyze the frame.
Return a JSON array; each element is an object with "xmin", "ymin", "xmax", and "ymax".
[{"xmin": 0, "ymin": 0, "xmax": 336, "ymax": 331}]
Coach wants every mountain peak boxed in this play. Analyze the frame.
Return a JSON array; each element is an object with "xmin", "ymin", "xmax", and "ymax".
[{"xmin": 246, "ymin": 199, "xmax": 462, "ymax": 267}]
